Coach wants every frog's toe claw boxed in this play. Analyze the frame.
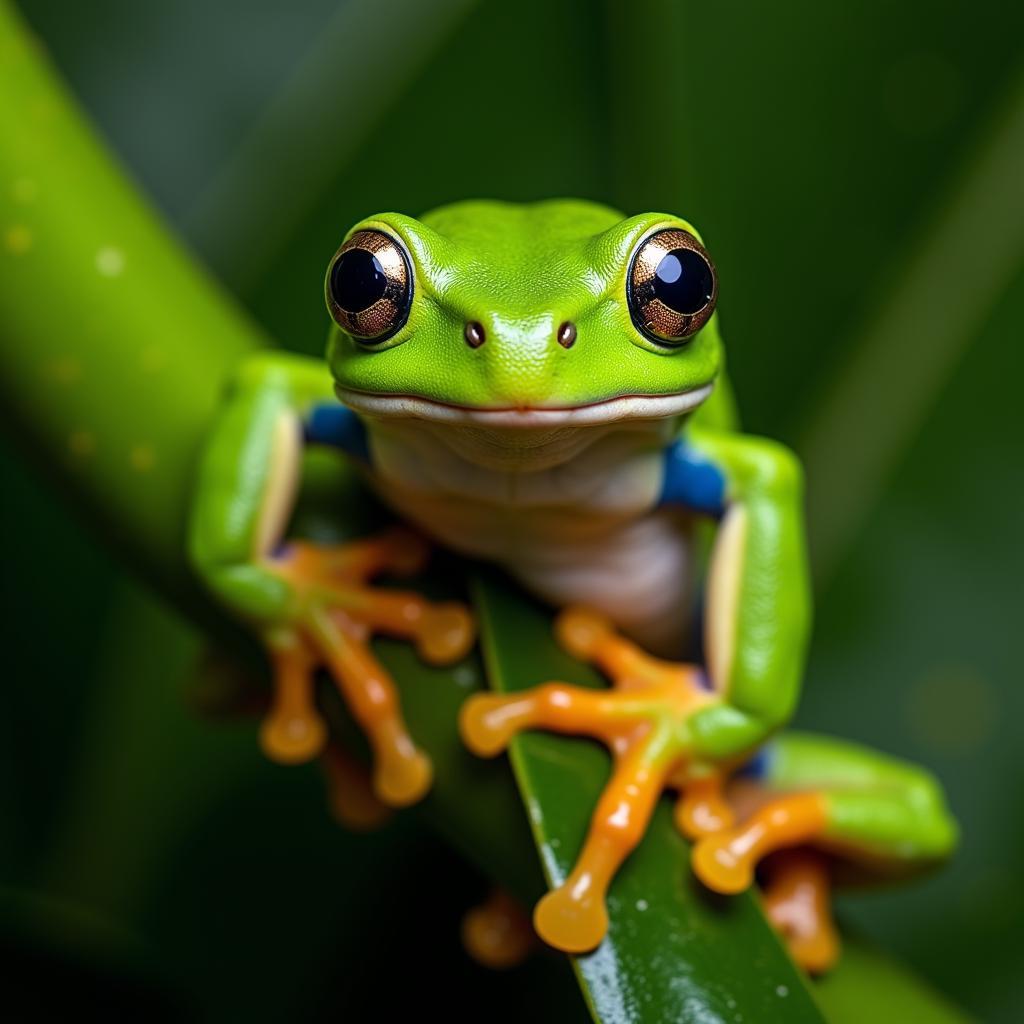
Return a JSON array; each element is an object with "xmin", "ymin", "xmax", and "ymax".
[
  {"xmin": 534, "ymin": 883, "xmax": 609, "ymax": 954},
  {"xmin": 415, "ymin": 602, "xmax": 476, "ymax": 665}
]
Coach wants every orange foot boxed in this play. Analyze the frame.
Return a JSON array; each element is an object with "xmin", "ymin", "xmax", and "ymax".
[
  {"xmin": 461, "ymin": 887, "xmax": 537, "ymax": 970},
  {"xmin": 460, "ymin": 607, "xmax": 720, "ymax": 953},
  {"xmin": 761, "ymin": 850, "xmax": 840, "ymax": 974},
  {"xmin": 691, "ymin": 791, "xmax": 829, "ymax": 894},
  {"xmin": 260, "ymin": 528, "xmax": 475, "ymax": 807}
]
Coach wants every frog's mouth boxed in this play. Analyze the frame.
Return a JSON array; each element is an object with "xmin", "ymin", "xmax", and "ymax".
[{"xmin": 335, "ymin": 384, "xmax": 713, "ymax": 428}]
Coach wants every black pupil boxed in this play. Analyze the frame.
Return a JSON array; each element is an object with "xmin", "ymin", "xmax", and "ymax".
[
  {"xmin": 331, "ymin": 248, "xmax": 388, "ymax": 312},
  {"xmin": 652, "ymin": 249, "xmax": 713, "ymax": 315}
]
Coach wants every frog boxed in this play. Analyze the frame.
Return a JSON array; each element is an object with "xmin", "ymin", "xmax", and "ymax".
[{"xmin": 189, "ymin": 199, "xmax": 957, "ymax": 972}]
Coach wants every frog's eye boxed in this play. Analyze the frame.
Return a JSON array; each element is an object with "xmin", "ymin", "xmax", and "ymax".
[
  {"xmin": 628, "ymin": 229, "xmax": 717, "ymax": 345},
  {"xmin": 325, "ymin": 229, "xmax": 412, "ymax": 342}
]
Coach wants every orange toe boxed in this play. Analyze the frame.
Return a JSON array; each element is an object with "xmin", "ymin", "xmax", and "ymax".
[
  {"xmin": 692, "ymin": 833, "xmax": 756, "ymax": 894},
  {"xmin": 462, "ymin": 888, "xmax": 537, "ymax": 969},
  {"xmin": 416, "ymin": 602, "xmax": 476, "ymax": 664},
  {"xmin": 555, "ymin": 607, "xmax": 615, "ymax": 661},
  {"xmin": 534, "ymin": 884, "xmax": 609, "ymax": 954},
  {"xmin": 371, "ymin": 720, "xmax": 433, "ymax": 806},
  {"xmin": 259, "ymin": 707, "xmax": 327, "ymax": 765},
  {"xmin": 459, "ymin": 693, "xmax": 521, "ymax": 757},
  {"xmin": 674, "ymin": 777, "xmax": 735, "ymax": 839}
]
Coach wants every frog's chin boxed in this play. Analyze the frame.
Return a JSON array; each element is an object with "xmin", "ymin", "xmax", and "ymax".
[{"xmin": 334, "ymin": 383, "xmax": 713, "ymax": 428}]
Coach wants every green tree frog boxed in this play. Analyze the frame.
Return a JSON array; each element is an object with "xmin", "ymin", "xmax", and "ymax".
[{"xmin": 190, "ymin": 200, "xmax": 956, "ymax": 970}]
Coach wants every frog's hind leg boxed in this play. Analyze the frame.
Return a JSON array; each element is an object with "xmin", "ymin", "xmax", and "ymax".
[{"xmin": 692, "ymin": 731, "xmax": 958, "ymax": 971}]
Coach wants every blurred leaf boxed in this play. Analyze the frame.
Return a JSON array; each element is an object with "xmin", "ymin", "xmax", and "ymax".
[
  {"xmin": 815, "ymin": 939, "xmax": 974, "ymax": 1024},
  {"xmin": 184, "ymin": 0, "xmax": 480, "ymax": 289},
  {"xmin": 799, "ymin": 68, "xmax": 1024, "ymax": 584}
]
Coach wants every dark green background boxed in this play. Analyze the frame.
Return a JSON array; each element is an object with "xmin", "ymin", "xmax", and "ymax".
[{"xmin": 2, "ymin": 1, "xmax": 1021, "ymax": 1020}]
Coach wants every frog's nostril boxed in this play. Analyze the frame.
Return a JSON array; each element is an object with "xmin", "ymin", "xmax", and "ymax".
[
  {"xmin": 556, "ymin": 321, "xmax": 577, "ymax": 349},
  {"xmin": 465, "ymin": 321, "xmax": 486, "ymax": 348}
]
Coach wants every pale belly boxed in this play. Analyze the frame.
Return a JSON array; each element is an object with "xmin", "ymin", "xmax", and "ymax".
[{"xmin": 365, "ymin": 423, "xmax": 697, "ymax": 656}]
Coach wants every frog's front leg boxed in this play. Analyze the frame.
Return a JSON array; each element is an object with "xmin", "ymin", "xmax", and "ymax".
[{"xmin": 190, "ymin": 353, "xmax": 474, "ymax": 806}]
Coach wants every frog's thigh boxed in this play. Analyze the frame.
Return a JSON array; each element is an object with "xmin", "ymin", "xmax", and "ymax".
[{"xmin": 756, "ymin": 731, "xmax": 958, "ymax": 869}]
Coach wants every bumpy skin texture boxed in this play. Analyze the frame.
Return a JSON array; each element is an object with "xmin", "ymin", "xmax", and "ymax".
[{"xmin": 189, "ymin": 199, "xmax": 957, "ymax": 966}]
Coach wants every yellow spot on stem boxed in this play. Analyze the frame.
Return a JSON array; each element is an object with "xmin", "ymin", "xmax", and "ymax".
[
  {"xmin": 43, "ymin": 357, "xmax": 82, "ymax": 385},
  {"xmin": 5, "ymin": 224, "xmax": 33, "ymax": 253},
  {"xmin": 139, "ymin": 346, "xmax": 167, "ymax": 373},
  {"xmin": 130, "ymin": 444, "xmax": 156, "ymax": 472},
  {"xmin": 95, "ymin": 246, "xmax": 125, "ymax": 277},
  {"xmin": 30, "ymin": 96, "xmax": 56, "ymax": 123},
  {"xmin": 11, "ymin": 177, "xmax": 37, "ymax": 203},
  {"xmin": 68, "ymin": 430, "xmax": 96, "ymax": 457}
]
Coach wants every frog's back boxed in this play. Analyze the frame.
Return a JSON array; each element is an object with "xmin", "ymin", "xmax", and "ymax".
[{"xmin": 420, "ymin": 198, "xmax": 627, "ymax": 248}]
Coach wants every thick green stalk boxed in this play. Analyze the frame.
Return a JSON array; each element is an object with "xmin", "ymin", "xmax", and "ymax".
[{"xmin": 0, "ymin": 1, "xmax": 265, "ymax": 593}]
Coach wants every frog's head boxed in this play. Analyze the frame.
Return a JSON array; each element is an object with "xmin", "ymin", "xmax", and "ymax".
[{"xmin": 325, "ymin": 199, "xmax": 722, "ymax": 461}]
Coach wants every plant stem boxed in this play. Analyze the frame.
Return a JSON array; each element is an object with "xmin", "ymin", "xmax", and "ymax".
[{"xmin": 0, "ymin": 0, "xmax": 266, "ymax": 595}]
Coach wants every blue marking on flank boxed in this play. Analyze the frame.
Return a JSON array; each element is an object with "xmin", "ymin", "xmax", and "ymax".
[
  {"xmin": 658, "ymin": 439, "xmax": 727, "ymax": 516},
  {"xmin": 305, "ymin": 402, "xmax": 371, "ymax": 465},
  {"xmin": 736, "ymin": 744, "xmax": 774, "ymax": 781}
]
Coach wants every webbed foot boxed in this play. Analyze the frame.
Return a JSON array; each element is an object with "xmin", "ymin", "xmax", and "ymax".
[{"xmin": 262, "ymin": 528, "xmax": 475, "ymax": 806}]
